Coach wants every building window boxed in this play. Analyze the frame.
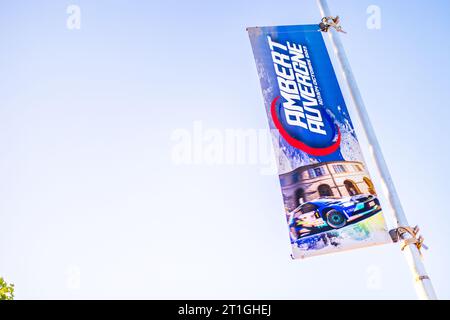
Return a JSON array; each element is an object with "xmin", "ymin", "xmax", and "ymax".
[
  {"xmin": 309, "ymin": 167, "xmax": 325, "ymax": 178},
  {"xmin": 295, "ymin": 188, "xmax": 305, "ymax": 206},
  {"xmin": 333, "ymin": 164, "xmax": 346, "ymax": 173},
  {"xmin": 318, "ymin": 184, "xmax": 333, "ymax": 197},
  {"xmin": 344, "ymin": 180, "xmax": 361, "ymax": 196},
  {"xmin": 352, "ymin": 164, "xmax": 363, "ymax": 172}
]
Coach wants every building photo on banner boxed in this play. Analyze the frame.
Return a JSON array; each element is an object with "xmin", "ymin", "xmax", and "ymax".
[{"xmin": 1, "ymin": 0, "xmax": 450, "ymax": 301}]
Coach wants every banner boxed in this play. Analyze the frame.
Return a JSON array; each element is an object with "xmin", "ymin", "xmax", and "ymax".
[{"xmin": 248, "ymin": 24, "xmax": 391, "ymax": 258}]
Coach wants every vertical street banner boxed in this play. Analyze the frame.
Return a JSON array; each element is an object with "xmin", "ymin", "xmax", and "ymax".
[{"xmin": 248, "ymin": 24, "xmax": 391, "ymax": 258}]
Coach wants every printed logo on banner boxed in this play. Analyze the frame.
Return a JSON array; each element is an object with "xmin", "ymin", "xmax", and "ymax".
[{"xmin": 267, "ymin": 36, "xmax": 340, "ymax": 156}]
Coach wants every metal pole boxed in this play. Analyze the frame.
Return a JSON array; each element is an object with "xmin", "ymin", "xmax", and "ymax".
[{"xmin": 316, "ymin": 0, "xmax": 437, "ymax": 300}]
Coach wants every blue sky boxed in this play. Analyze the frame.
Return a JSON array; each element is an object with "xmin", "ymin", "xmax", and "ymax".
[{"xmin": 1, "ymin": 0, "xmax": 449, "ymax": 299}]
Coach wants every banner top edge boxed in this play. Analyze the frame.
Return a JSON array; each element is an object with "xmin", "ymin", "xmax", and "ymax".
[{"xmin": 246, "ymin": 24, "xmax": 320, "ymax": 34}]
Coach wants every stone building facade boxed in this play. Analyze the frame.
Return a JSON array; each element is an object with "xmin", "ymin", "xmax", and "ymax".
[{"xmin": 280, "ymin": 160, "xmax": 376, "ymax": 211}]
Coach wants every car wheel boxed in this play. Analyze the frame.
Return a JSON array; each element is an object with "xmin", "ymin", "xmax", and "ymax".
[{"xmin": 326, "ymin": 210, "xmax": 347, "ymax": 229}]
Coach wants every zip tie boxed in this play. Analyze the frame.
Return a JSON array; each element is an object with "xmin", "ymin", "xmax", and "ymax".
[
  {"xmin": 319, "ymin": 16, "xmax": 347, "ymax": 34},
  {"xmin": 389, "ymin": 225, "xmax": 428, "ymax": 254},
  {"xmin": 416, "ymin": 275, "xmax": 430, "ymax": 282}
]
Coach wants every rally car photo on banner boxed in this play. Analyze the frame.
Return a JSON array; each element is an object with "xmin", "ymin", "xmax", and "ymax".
[
  {"xmin": 248, "ymin": 25, "xmax": 391, "ymax": 258},
  {"xmin": 289, "ymin": 193, "xmax": 382, "ymax": 239}
]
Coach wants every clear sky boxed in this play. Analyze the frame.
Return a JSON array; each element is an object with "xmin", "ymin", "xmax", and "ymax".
[{"xmin": 1, "ymin": 0, "xmax": 449, "ymax": 299}]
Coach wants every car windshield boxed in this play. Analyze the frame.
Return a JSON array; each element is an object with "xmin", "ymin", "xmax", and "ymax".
[{"xmin": 299, "ymin": 203, "xmax": 317, "ymax": 214}]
